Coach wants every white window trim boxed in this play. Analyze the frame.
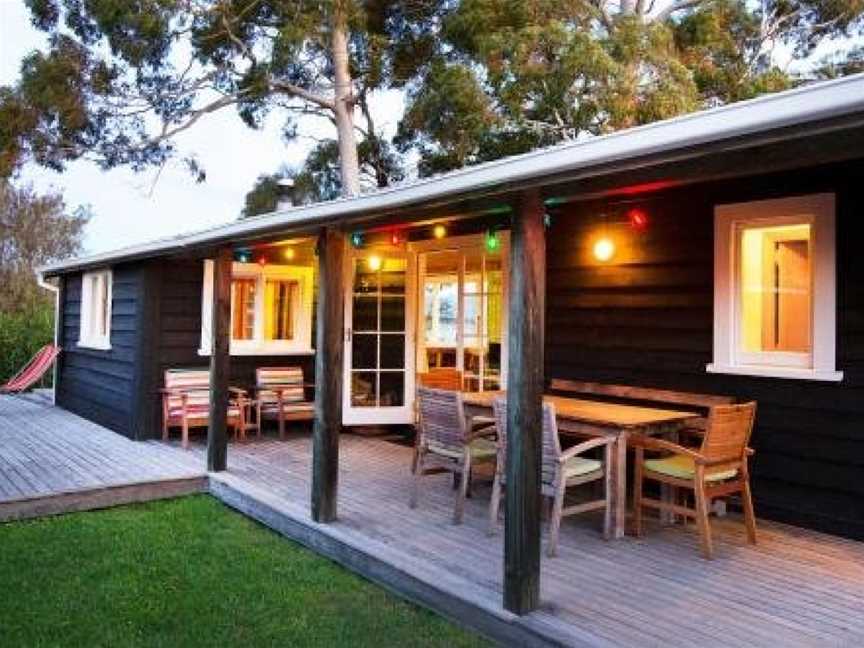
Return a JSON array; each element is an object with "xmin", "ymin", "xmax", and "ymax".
[
  {"xmin": 78, "ymin": 269, "xmax": 113, "ymax": 350},
  {"xmin": 199, "ymin": 260, "xmax": 315, "ymax": 356},
  {"xmin": 708, "ymin": 193, "xmax": 843, "ymax": 382}
]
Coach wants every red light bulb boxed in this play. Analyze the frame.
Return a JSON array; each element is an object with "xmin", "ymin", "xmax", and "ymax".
[{"xmin": 628, "ymin": 208, "xmax": 648, "ymax": 231}]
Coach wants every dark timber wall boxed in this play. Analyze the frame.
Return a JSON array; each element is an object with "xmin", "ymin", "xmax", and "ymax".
[
  {"xmin": 545, "ymin": 159, "xmax": 864, "ymax": 540},
  {"xmin": 56, "ymin": 264, "xmax": 148, "ymax": 436}
]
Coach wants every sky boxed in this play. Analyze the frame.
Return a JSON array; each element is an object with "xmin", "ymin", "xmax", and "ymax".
[{"xmin": 0, "ymin": 0, "xmax": 405, "ymax": 254}]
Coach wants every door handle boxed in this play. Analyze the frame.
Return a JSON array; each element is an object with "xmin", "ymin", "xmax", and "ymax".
[{"xmin": 345, "ymin": 328, "xmax": 352, "ymax": 342}]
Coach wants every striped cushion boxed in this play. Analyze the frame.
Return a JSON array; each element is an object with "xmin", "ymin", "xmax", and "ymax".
[
  {"xmin": 164, "ymin": 369, "xmax": 211, "ymax": 413},
  {"xmin": 260, "ymin": 401, "xmax": 315, "ymax": 415},
  {"xmin": 168, "ymin": 404, "xmax": 241, "ymax": 419},
  {"xmin": 257, "ymin": 367, "xmax": 306, "ymax": 404}
]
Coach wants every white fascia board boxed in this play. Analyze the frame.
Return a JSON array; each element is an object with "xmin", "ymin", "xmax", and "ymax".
[{"xmin": 40, "ymin": 73, "xmax": 864, "ymax": 276}]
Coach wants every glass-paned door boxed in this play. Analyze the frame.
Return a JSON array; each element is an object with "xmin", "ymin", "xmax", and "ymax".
[
  {"xmin": 417, "ymin": 239, "xmax": 506, "ymax": 393},
  {"xmin": 343, "ymin": 252, "xmax": 415, "ymax": 425}
]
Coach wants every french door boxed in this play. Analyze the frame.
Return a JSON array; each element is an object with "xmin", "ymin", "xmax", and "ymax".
[
  {"xmin": 415, "ymin": 235, "xmax": 508, "ymax": 392},
  {"xmin": 342, "ymin": 249, "xmax": 415, "ymax": 425}
]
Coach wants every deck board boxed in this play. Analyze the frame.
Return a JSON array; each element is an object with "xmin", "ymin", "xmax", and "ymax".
[
  {"xmin": 195, "ymin": 432, "xmax": 864, "ymax": 648},
  {"xmin": 0, "ymin": 396, "xmax": 205, "ymax": 520}
]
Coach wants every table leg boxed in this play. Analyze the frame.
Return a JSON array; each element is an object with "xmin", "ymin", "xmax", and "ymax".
[{"xmin": 613, "ymin": 431, "xmax": 628, "ymax": 539}]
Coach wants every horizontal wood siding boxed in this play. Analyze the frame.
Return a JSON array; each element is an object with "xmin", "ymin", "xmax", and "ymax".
[
  {"xmin": 545, "ymin": 160, "xmax": 864, "ymax": 539},
  {"xmin": 56, "ymin": 264, "xmax": 145, "ymax": 436},
  {"xmin": 148, "ymin": 258, "xmax": 316, "ymax": 439}
]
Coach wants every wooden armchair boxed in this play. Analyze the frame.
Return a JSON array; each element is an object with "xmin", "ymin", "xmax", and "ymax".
[
  {"xmin": 632, "ymin": 402, "xmax": 758, "ymax": 559},
  {"xmin": 410, "ymin": 386, "xmax": 498, "ymax": 524},
  {"xmin": 488, "ymin": 397, "xmax": 613, "ymax": 556},
  {"xmin": 161, "ymin": 368, "xmax": 244, "ymax": 449},
  {"xmin": 254, "ymin": 367, "xmax": 315, "ymax": 439}
]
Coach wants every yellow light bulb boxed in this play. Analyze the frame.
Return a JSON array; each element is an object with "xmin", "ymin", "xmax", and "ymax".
[
  {"xmin": 593, "ymin": 237, "xmax": 615, "ymax": 262},
  {"xmin": 368, "ymin": 255, "xmax": 383, "ymax": 271},
  {"xmin": 433, "ymin": 224, "xmax": 447, "ymax": 239},
  {"xmin": 284, "ymin": 247, "xmax": 295, "ymax": 261}
]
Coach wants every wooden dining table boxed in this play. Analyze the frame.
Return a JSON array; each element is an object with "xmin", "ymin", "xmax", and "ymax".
[{"xmin": 462, "ymin": 391, "xmax": 701, "ymax": 539}]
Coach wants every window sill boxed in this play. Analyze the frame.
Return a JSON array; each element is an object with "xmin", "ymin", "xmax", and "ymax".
[
  {"xmin": 198, "ymin": 347, "xmax": 315, "ymax": 357},
  {"xmin": 706, "ymin": 363, "xmax": 843, "ymax": 382},
  {"xmin": 77, "ymin": 340, "xmax": 112, "ymax": 351}
]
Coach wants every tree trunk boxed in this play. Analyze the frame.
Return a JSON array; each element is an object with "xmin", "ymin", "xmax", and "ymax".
[{"xmin": 331, "ymin": 4, "xmax": 361, "ymax": 197}]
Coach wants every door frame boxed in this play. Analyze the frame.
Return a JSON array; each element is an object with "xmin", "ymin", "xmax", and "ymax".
[
  {"xmin": 409, "ymin": 232, "xmax": 510, "ymax": 392},
  {"xmin": 342, "ymin": 242, "xmax": 417, "ymax": 425}
]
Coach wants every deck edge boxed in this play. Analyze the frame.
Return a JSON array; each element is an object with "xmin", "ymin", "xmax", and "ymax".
[
  {"xmin": 209, "ymin": 473, "xmax": 605, "ymax": 648},
  {"xmin": 0, "ymin": 475, "xmax": 209, "ymax": 522}
]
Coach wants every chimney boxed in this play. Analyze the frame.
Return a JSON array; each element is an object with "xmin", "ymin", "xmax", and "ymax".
[{"xmin": 276, "ymin": 177, "xmax": 296, "ymax": 210}]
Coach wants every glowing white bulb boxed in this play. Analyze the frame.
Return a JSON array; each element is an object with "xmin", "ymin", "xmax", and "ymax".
[
  {"xmin": 593, "ymin": 237, "xmax": 615, "ymax": 262},
  {"xmin": 368, "ymin": 255, "xmax": 383, "ymax": 271}
]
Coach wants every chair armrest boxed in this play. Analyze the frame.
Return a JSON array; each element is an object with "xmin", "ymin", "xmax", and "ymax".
[
  {"xmin": 560, "ymin": 436, "xmax": 615, "ymax": 462},
  {"xmin": 629, "ymin": 434, "xmax": 705, "ymax": 461}
]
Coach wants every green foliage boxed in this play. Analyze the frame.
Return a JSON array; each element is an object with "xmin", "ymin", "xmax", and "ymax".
[
  {"xmin": 0, "ymin": 496, "xmax": 488, "ymax": 647},
  {"xmin": 0, "ymin": 302, "xmax": 54, "ymax": 384},
  {"xmin": 1, "ymin": 181, "xmax": 88, "ymax": 311}
]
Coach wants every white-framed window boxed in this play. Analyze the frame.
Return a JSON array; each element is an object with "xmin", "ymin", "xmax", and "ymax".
[
  {"xmin": 78, "ymin": 269, "xmax": 112, "ymax": 350},
  {"xmin": 708, "ymin": 193, "xmax": 842, "ymax": 382},
  {"xmin": 199, "ymin": 261, "xmax": 314, "ymax": 356}
]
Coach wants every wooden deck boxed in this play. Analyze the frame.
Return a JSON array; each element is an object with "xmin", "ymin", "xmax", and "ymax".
[
  {"xmin": 0, "ymin": 395, "xmax": 206, "ymax": 521},
  {"xmin": 194, "ymin": 431, "xmax": 864, "ymax": 648},
  {"xmin": 2, "ymin": 396, "xmax": 862, "ymax": 646}
]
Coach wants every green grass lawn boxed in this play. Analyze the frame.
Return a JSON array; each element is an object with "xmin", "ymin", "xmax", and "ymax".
[{"xmin": 0, "ymin": 496, "xmax": 489, "ymax": 647}]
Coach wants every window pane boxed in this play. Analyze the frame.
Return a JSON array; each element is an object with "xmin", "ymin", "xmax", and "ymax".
[
  {"xmin": 381, "ymin": 296, "xmax": 405, "ymax": 332},
  {"xmin": 380, "ymin": 334, "xmax": 405, "ymax": 369},
  {"xmin": 231, "ymin": 279, "xmax": 256, "ymax": 340},
  {"xmin": 351, "ymin": 372, "xmax": 377, "ymax": 407},
  {"xmin": 379, "ymin": 372, "xmax": 405, "ymax": 407},
  {"xmin": 264, "ymin": 280, "xmax": 296, "ymax": 340},
  {"xmin": 98, "ymin": 275, "xmax": 109, "ymax": 337},
  {"xmin": 740, "ymin": 224, "xmax": 812, "ymax": 354},
  {"xmin": 352, "ymin": 333, "xmax": 377, "ymax": 369},
  {"xmin": 353, "ymin": 296, "xmax": 378, "ymax": 332}
]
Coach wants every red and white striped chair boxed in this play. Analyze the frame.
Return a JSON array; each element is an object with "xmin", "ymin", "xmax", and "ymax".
[
  {"xmin": 1, "ymin": 345, "xmax": 61, "ymax": 394},
  {"xmin": 160, "ymin": 368, "xmax": 244, "ymax": 448},
  {"xmin": 255, "ymin": 367, "xmax": 315, "ymax": 438}
]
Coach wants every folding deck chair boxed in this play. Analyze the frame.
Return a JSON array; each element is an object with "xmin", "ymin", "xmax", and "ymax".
[{"xmin": 0, "ymin": 345, "xmax": 61, "ymax": 394}]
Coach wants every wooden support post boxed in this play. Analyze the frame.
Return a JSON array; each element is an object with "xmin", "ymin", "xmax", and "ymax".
[
  {"xmin": 312, "ymin": 227, "xmax": 345, "ymax": 522},
  {"xmin": 504, "ymin": 189, "xmax": 546, "ymax": 615},
  {"xmin": 207, "ymin": 247, "xmax": 232, "ymax": 472}
]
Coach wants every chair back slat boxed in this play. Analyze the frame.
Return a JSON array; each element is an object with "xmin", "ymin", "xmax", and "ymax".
[
  {"xmin": 164, "ymin": 369, "xmax": 210, "ymax": 411},
  {"xmin": 493, "ymin": 397, "xmax": 562, "ymax": 488},
  {"xmin": 417, "ymin": 368, "xmax": 463, "ymax": 391},
  {"xmin": 417, "ymin": 386, "xmax": 467, "ymax": 453},
  {"xmin": 256, "ymin": 367, "xmax": 305, "ymax": 403},
  {"xmin": 700, "ymin": 402, "xmax": 757, "ymax": 464}
]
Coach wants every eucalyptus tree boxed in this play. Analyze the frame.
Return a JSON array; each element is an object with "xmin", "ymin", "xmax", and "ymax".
[
  {"xmin": 0, "ymin": 0, "xmax": 437, "ymax": 195},
  {"xmin": 396, "ymin": 0, "xmax": 864, "ymax": 175}
]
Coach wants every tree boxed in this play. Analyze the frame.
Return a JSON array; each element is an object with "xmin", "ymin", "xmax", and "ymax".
[
  {"xmin": 0, "ymin": 182, "xmax": 89, "ymax": 312},
  {"xmin": 1, "ymin": 1, "xmax": 439, "ymax": 195},
  {"xmin": 396, "ymin": 0, "xmax": 864, "ymax": 174}
]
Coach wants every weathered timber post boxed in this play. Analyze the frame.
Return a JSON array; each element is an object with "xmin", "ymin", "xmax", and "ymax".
[
  {"xmin": 207, "ymin": 247, "xmax": 232, "ymax": 472},
  {"xmin": 312, "ymin": 227, "xmax": 345, "ymax": 522},
  {"xmin": 504, "ymin": 190, "xmax": 546, "ymax": 614}
]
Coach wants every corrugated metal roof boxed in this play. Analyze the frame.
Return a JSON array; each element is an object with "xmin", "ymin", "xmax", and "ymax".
[{"xmin": 40, "ymin": 72, "xmax": 864, "ymax": 276}]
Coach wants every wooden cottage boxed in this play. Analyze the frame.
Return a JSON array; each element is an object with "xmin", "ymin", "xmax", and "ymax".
[{"xmin": 39, "ymin": 74, "xmax": 864, "ymax": 613}]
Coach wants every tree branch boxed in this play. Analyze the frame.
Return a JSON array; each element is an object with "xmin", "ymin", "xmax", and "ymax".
[
  {"xmin": 270, "ymin": 80, "xmax": 335, "ymax": 110},
  {"xmin": 655, "ymin": 0, "xmax": 706, "ymax": 22}
]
